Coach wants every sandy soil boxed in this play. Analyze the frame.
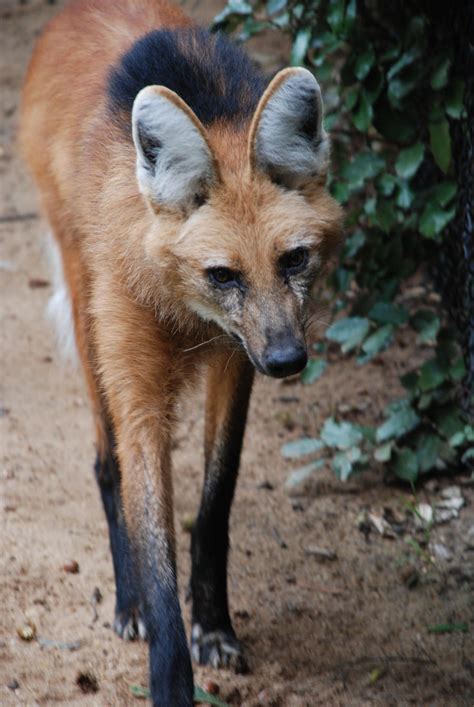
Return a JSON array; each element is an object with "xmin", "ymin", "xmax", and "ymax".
[{"xmin": 1, "ymin": 1, "xmax": 473, "ymax": 705}]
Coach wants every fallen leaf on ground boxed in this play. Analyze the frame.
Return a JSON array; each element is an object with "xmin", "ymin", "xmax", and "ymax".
[
  {"xmin": 304, "ymin": 545, "xmax": 337, "ymax": 561},
  {"xmin": 129, "ymin": 684, "xmax": 229, "ymax": 705},
  {"xmin": 368, "ymin": 511, "xmax": 396, "ymax": 538},
  {"xmin": 427, "ymin": 622, "xmax": 468, "ymax": 634}
]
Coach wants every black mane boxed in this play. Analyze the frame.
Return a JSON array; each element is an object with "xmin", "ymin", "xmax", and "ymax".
[{"xmin": 108, "ymin": 27, "xmax": 267, "ymax": 131}]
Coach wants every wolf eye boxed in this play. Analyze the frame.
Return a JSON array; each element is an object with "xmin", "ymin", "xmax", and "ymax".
[
  {"xmin": 208, "ymin": 267, "xmax": 238, "ymax": 287},
  {"xmin": 280, "ymin": 247, "xmax": 309, "ymax": 273}
]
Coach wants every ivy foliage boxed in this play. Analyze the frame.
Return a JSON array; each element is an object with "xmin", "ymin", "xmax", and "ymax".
[{"xmin": 213, "ymin": 0, "xmax": 473, "ymax": 482}]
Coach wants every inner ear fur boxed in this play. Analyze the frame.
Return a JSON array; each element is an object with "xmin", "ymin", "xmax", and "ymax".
[
  {"xmin": 248, "ymin": 67, "xmax": 330, "ymax": 189},
  {"xmin": 132, "ymin": 85, "xmax": 220, "ymax": 213}
]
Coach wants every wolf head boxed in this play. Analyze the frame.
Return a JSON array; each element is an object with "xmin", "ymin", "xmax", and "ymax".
[{"xmin": 131, "ymin": 68, "xmax": 343, "ymax": 378}]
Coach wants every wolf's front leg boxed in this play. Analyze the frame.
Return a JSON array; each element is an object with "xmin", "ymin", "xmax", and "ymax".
[
  {"xmin": 190, "ymin": 350, "xmax": 254, "ymax": 672},
  {"xmin": 120, "ymin": 431, "xmax": 193, "ymax": 707},
  {"xmin": 95, "ymin": 287, "xmax": 194, "ymax": 707}
]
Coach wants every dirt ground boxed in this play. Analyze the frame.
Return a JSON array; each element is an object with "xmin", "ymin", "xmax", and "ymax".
[{"xmin": 1, "ymin": 1, "xmax": 473, "ymax": 705}]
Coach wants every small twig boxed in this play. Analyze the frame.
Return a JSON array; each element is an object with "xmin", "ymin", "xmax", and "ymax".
[
  {"xmin": 37, "ymin": 637, "xmax": 82, "ymax": 651},
  {"xmin": 271, "ymin": 526, "xmax": 288, "ymax": 549},
  {"xmin": 90, "ymin": 587, "xmax": 102, "ymax": 624},
  {"xmin": 0, "ymin": 212, "xmax": 38, "ymax": 224}
]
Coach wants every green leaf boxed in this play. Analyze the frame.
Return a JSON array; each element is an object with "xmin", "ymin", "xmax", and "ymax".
[
  {"xmin": 373, "ymin": 199, "xmax": 397, "ymax": 233},
  {"xmin": 130, "ymin": 685, "xmax": 229, "ymax": 705},
  {"xmin": 352, "ymin": 91, "xmax": 373, "ymax": 131},
  {"xmin": 445, "ymin": 79, "xmax": 464, "ymax": 119},
  {"xmin": 327, "ymin": 0, "xmax": 345, "ymax": 34},
  {"xmin": 360, "ymin": 324, "xmax": 394, "ymax": 359},
  {"xmin": 266, "ymin": 0, "xmax": 287, "ymax": 14},
  {"xmin": 326, "ymin": 317, "xmax": 370, "ymax": 352},
  {"xmin": 450, "ymin": 356, "xmax": 466, "ymax": 382},
  {"xmin": 393, "ymin": 447, "xmax": 419, "ymax": 483},
  {"xmin": 290, "ymin": 27, "xmax": 311, "ymax": 66},
  {"xmin": 130, "ymin": 685, "xmax": 149, "ymax": 699},
  {"xmin": 461, "ymin": 447, "xmax": 474, "ymax": 464},
  {"xmin": 374, "ymin": 441, "xmax": 394, "ymax": 462},
  {"xmin": 285, "ymin": 459, "xmax": 325, "ymax": 489},
  {"xmin": 331, "ymin": 181, "xmax": 350, "ymax": 203},
  {"xmin": 429, "ymin": 117, "xmax": 451, "ymax": 173},
  {"xmin": 333, "ymin": 266, "xmax": 353, "ymax": 291},
  {"xmin": 419, "ymin": 203, "xmax": 455, "ymax": 238},
  {"xmin": 194, "ymin": 687, "xmax": 228, "ymax": 706},
  {"xmin": 419, "ymin": 359, "xmax": 447, "ymax": 391},
  {"xmin": 416, "ymin": 434, "xmax": 442, "ymax": 473},
  {"xmin": 344, "ymin": 0, "xmax": 357, "ymax": 31},
  {"xmin": 225, "ymin": 0, "xmax": 252, "ymax": 12},
  {"xmin": 430, "ymin": 56, "xmax": 451, "ymax": 90},
  {"xmin": 401, "ymin": 371, "xmax": 419, "ymax": 392},
  {"xmin": 214, "ymin": 0, "xmax": 252, "ymax": 24},
  {"xmin": 376, "ymin": 174, "xmax": 397, "ymax": 197},
  {"xmin": 434, "ymin": 407, "xmax": 465, "ymax": 441},
  {"xmin": 369, "ymin": 302, "xmax": 408, "ymax": 326},
  {"xmin": 342, "ymin": 229, "xmax": 365, "ymax": 258},
  {"xmin": 395, "ymin": 143, "xmax": 424, "ymax": 180},
  {"xmin": 301, "ymin": 358, "xmax": 327, "ymax": 384},
  {"xmin": 387, "ymin": 48, "xmax": 420, "ymax": 81},
  {"xmin": 354, "ymin": 46, "xmax": 375, "ymax": 80},
  {"xmin": 281, "ymin": 438, "xmax": 324, "ymax": 459},
  {"xmin": 396, "ymin": 182, "xmax": 414, "ymax": 210},
  {"xmin": 341, "ymin": 152, "xmax": 385, "ymax": 189},
  {"xmin": 411, "ymin": 309, "xmax": 440, "ymax": 342},
  {"xmin": 376, "ymin": 404, "xmax": 420, "ymax": 442},
  {"xmin": 430, "ymin": 181, "xmax": 456, "ymax": 207},
  {"xmin": 332, "ymin": 447, "xmax": 361, "ymax": 481},
  {"xmin": 332, "ymin": 452, "xmax": 352, "ymax": 481},
  {"xmin": 344, "ymin": 85, "xmax": 359, "ymax": 111},
  {"xmin": 321, "ymin": 418, "xmax": 363, "ymax": 450},
  {"xmin": 428, "ymin": 623, "xmax": 468, "ymax": 635},
  {"xmin": 388, "ymin": 77, "xmax": 417, "ymax": 107}
]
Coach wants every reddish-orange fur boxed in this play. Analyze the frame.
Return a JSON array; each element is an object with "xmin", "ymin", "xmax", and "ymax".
[{"xmin": 20, "ymin": 1, "xmax": 342, "ymax": 701}]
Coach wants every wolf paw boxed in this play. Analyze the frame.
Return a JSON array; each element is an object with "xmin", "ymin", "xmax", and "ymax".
[
  {"xmin": 113, "ymin": 607, "xmax": 147, "ymax": 641},
  {"xmin": 190, "ymin": 624, "xmax": 248, "ymax": 673}
]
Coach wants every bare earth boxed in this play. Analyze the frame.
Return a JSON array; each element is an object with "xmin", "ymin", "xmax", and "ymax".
[{"xmin": 1, "ymin": 1, "xmax": 473, "ymax": 705}]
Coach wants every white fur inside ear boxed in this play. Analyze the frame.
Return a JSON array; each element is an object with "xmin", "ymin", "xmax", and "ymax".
[
  {"xmin": 132, "ymin": 87, "xmax": 215, "ymax": 211},
  {"xmin": 255, "ymin": 69, "xmax": 329, "ymax": 187}
]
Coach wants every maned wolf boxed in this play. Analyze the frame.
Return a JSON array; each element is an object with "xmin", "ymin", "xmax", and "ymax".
[{"xmin": 20, "ymin": 0, "xmax": 342, "ymax": 703}]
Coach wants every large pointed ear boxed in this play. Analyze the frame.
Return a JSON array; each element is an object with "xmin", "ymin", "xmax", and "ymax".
[
  {"xmin": 132, "ymin": 86, "xmax": 218, "ymax": 212},
  {"xmin": 248, "ymin": 68, "xmax": 329, "ymax": 188}
]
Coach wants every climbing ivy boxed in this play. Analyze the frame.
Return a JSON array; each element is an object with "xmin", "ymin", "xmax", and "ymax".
[{"xmin": 213, "ymin": 0, "xmax": 473, "ymax": 482}]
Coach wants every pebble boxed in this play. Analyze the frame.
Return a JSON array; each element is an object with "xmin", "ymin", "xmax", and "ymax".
[
  {"xmin": 415, "ymin": 503, "xmax": 433, "ymax": 526},
  {"xmin": 17, "ymin": 620, "xmax": 36, "ymax": 641},
  {"xmin": 202, "ymin": 679, "xmax": 219, "ymax": 695},
  {"xmin": 63, "ymin": 560, "xmax": 80, "ymax": 574},
  {"xmin": 431, "ymin": 542, "xmax": 453, "ymax": 562},
  {"xmin": 399, "ymin": 564, "xmax": 419, "ymax": 588}
]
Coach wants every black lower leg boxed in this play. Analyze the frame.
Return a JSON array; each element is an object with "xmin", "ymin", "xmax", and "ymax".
[
  {"xmin": 94, "ymin": 432, "xmax": 143, "ymax": 640},
  {"xmin": 190, "ymin": 361, "xmax": 254, "ymax": 669}
]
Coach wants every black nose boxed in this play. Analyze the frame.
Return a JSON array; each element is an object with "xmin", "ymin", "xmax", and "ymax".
[{"xmin": 263, "ymin": 339, "xmax": 308, "ymax": 378}]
